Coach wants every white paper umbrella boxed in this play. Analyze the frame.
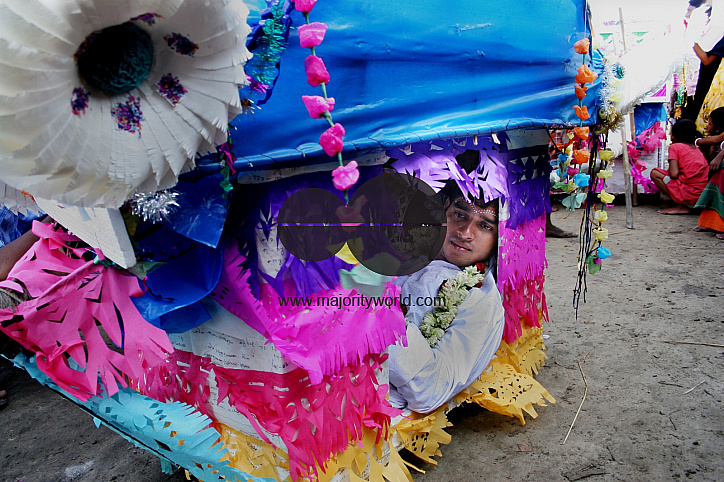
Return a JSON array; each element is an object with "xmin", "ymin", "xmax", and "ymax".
[{"xmin": 0, "ymin": 0, "xmax": 251, "ymax": 208}]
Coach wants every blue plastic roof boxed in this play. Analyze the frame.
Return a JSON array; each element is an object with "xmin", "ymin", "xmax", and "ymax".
[{"xmin": 230, "ymin": 0, "xmax": 597, "ymax": 170}]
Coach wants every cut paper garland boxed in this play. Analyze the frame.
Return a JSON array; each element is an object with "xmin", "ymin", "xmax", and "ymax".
[
  {"xmin": 10, "ymin": 353, "xmax": 271, "ymax": 482},
  {"xmin": 210, "ymin": 242, "xmax": 406, "ymax": 384},
  {"xmin": 502, "ymin": 146, "xmax": 552, "ymax": 229},
  {"xmin": 0, "ymin": 0, "xmax": 251, "ymax": 207},
  {"xmin": 497, "ymin": 214, "xmax": 547, "ymax": 292},
  {"xmin": 136, "ymin": 348, "xmax": 399, "ymax": 481},
  {"xmin": 388, "ymin": 137, "xmax": 509, "ymax": 203},
  {"xmin": 0, "ymin": 221, "xmax": 171, "ymax": 400},
  {"xmin": 396, "ymin": 322, "xmax": 554, "ymax": 467},
  {"xmin": 218, "ymin": 422, "xmax": 414, "ymax": 482},
  {"xmin": 389, "ymin": 135, "xmax": 553, "ymax": 231},
  {"xmin": 497, "ymin": 214, "xmax": 548, "ymax": 343},
  {"xmin": 500, "ymin": 274, "xmax": 547, "ymax": 343}
]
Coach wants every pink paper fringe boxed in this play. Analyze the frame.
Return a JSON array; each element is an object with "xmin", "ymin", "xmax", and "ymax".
[
  {"xmin": 497, "ymin": 214, "xmax": 549, "ymax": 343},
  {"xmin": 136, "ymin": 349, "xmax": 398, "ymax": 481},
  {"xmin": 0, "ymin": 222, "xmax": 172, "ymax": 401},
  {"xmin": 210, "ymin": 243, "xmax": 406, "ymax": 384}
]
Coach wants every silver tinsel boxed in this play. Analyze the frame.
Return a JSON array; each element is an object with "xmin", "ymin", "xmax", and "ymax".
[{"xmin": 130, "ymin": 190, "xmax": 180, "ymax": 223}]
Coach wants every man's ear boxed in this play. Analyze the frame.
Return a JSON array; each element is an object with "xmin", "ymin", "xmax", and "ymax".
[{"xmin": 443, "ymin": 199, "xmax": 451, "ymax": 211}]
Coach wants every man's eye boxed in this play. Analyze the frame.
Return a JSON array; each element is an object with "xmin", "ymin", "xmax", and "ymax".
[{"xmin": 455, "ymin": 211, "xmax": 466, "ymax": 219}]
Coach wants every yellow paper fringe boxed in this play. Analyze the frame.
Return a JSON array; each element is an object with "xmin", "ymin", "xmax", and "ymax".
[
  {"xmin": 394, "ymin": 316, "xmax": 556, "ymax": 465},
  {"xmin": 201, "ymin": 316, "xmax": 553, "ymax": 480},
  {"xmin": 216, "ymin": 423, "xmax": 413, "ymax": 482}
]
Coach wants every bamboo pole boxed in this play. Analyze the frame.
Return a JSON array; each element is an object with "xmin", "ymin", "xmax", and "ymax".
[{"xmin": 619, "ymin": 7, "xmax": 634, "ymax": 229}]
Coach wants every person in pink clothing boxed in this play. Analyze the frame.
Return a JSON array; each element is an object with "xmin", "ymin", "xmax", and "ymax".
[{"xmin": 651, "ymin": 119, "xmax": 710, "ymax": 214}]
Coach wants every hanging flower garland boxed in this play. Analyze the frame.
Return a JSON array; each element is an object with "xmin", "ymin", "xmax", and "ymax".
[
  {"xmin": 293, "ymin": 0, "xmax": 358, "ymax": 203},
  {"xmin": 570, "ymin": 38, "xmax": 611, "ymax": 258},
  {"xmin": 419, "ymin": 264, "xmax": 486, "ymax": 347},
  {"xmin": 552, "ymin": 38, "xmax": 598, "ymax": 212},
  {"xmin": 558, "ymin": 36, "xmax": 617, "ymax": 313}
]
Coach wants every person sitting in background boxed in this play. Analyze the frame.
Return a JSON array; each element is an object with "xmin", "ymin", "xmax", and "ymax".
[
  {"xmin": 388, "ymin": 183, "xmax": 505, "ymax": 413},
  {"xmin": 695, "ymin": 143, "xmax": 724, "ymax": 238},
  {"xmin": 692, "ymin": 106, "xmax": 724, "ymax": 162},
  {"xmin": 650, "ymin": 119, "xmax": 709, "ymax": 214}
]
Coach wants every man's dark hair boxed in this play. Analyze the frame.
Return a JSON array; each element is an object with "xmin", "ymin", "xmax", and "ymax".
[{"xmin": 672, "ymin": 119, "xmax": 698, "ymax": 144}]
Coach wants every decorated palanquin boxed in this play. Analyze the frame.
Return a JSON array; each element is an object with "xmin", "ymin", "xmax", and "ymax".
[
  {"xmin": 1, "ymin": 132, "xmax": 556, "ymax": 481},
  {"xmin": 0, "ymin": 0, "xmax": 597, "ymax": 480}
]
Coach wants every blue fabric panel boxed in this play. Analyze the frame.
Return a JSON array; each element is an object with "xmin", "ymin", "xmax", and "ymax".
[
  {"xmin": 634, "ymin": 103, "xmax": 667, "ymax": 135},
  {"xmin": 230, "ymin": 0, "xmax": 597, "ymax": 170}
]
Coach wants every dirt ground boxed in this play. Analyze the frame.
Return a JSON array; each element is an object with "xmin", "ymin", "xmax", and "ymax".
[{"xmin": 1, "ymin": 201, "xmax": 723, "ymax": 482}]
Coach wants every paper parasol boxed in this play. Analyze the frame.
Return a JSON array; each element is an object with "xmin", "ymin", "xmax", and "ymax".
[{"xmin": 0, "ymin": 0, "xmax": 251, "ymax": 208}]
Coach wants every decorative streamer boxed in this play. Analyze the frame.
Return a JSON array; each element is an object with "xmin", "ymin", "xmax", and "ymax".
[
  {"xmin": 497, "ymin": 214, "xmax": 548, "ymax": 342},
  {"xmin": 11, "ymin": 353, "xmax": 270, "ymax": 482},
  {"xmin": 136, "ymin": 348, "xmax": 399, "ymax": 481},
  {"xmin": 209, "ymin": 243, "xmax": 405, "ymax": 384},
  {"xmin": 0, "ymin": 221, "xmax": 172, "ymax": 401}
]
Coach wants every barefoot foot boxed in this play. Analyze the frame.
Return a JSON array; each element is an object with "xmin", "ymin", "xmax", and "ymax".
[
  {"xmin": 546, "ymin": 224, "xmax": 576, "ymax": 238},
  {"xmin": 658, "ymin": 206, "xmax": 692, "ymax": 215}
]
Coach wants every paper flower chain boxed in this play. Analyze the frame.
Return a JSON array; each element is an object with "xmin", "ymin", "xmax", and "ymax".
[
  {"xmin": 0, "ymin": 0, "xmax": 252, "ymax": 208},
  {"xmin": 294, "ymin": 0, "xmax": 359, "ymax": 198}
]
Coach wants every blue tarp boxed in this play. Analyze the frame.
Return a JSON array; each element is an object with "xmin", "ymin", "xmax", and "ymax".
[
  {"xmin": 634, "ymin": 103, "xmax": 668, "ymax": 135},
  {"xmin": 230, "ymin": 0, "xmax": 598, "ymax": 170}
]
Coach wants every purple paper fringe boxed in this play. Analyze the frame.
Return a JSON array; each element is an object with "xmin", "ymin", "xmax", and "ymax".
[
  {"xmin": 158, "ymin": 73, "xmax": 187, "ymax": 104},
  {"xmin": 71, "ymin": 87, "xmax": 90, "ymax": 115},
  {"xmin": 111, "ymin": 95, "xmax": 144, "ymax": 135},
  {"xmin": 164, "ymin": 33, "xmax": 199, "ymax": 56},
  {"xmin": 130, "ymin": 13, "xmax": 162, "ymax": 26}
]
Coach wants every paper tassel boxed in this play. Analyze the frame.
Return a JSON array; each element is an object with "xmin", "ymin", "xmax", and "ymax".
[{"xmin": 130, "ymin": 189, "xmax": 180, "ymax": 223}]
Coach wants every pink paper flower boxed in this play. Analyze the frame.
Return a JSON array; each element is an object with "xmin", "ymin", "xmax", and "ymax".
[
  {"xmin": 294, "ymin": 0, "xmax": 317, "ymax": 13},
  {"xmin": 320, "ymin": 123, "xmax": 345, "ymax": 156},
  {"xmin": 304, "ymin": 55, "xmax": 330, "ymax": 86},
  {"xmin": 332, "ymin": 160, "xmax": 359, "ymax": 191},
  {"xmin": 302, "ymin": 95, "xmax": 335, "ymax": 118},
  {"xmin": 299, "ymin": 22, "xmax": 328, "ymax": 48}
]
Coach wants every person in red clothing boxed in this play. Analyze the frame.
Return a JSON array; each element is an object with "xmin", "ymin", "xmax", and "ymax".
[{"xmin": 650, "ymin": 119, "xmax": 710, "ymax": 214}]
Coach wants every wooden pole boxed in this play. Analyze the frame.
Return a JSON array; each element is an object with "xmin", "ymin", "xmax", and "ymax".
[{"xmin": 619, "ymin": 7, "xmax": 634, "ymax": 229}]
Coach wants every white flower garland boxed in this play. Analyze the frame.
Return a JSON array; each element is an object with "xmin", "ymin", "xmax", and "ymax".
[{"xmin": 419, "ymin": 264, "xmax": 485, "ymax": 347}]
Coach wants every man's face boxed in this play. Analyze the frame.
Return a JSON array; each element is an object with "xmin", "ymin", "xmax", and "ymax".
[{"xmin": 439, "ymin": 197, "xmax": 498, "ymax": 267}]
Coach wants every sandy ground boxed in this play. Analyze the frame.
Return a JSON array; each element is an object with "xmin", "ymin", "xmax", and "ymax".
[{"xmin": 1, "ymin": 201, "xmax": 723, "ymax": 482}]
